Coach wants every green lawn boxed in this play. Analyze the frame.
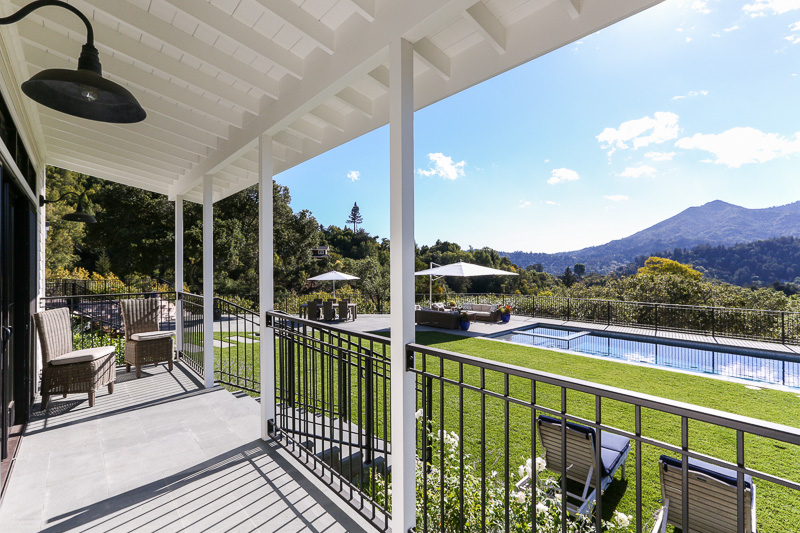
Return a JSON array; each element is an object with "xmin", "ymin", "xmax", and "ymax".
[{"xmin": 183, "ymin": 327, "xmax": 800, "ymax": 531}]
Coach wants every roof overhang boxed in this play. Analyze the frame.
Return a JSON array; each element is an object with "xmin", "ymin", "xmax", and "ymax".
[{"xmin": 0, "ymin": 0, "xmax": 664, "ymax": 204}]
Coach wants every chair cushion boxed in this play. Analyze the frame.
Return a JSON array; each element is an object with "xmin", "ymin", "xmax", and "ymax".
[
  {"xmin": 538, "ymin": 415, "xmax": 630, "ymax": 476},
  {"xmin": 462, "ymin": 302, "xmax": 473, "ymax": 310},
  {"xmin": 660, "ymin": 455, "xmax": 752, "ymax": 490},
  {"xmin": 131, "ymin": 331, "xmax": 175, "ymax": 341},
  {"xmin": 50, "ymin": 346, "xmax": 115, "ymax": 366}
]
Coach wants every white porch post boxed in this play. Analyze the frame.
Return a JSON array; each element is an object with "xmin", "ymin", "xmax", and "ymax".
[
  {"xmin": 258, "ymin": 135, "xmax": 275, "ymax": 441},
  {"xmin": 389, "ymin": 37, "xmax": 416, "ymax": 532},
  {"xmin": 175, "ymin": 195, "xmax": 184, "ymax": 355},
  {"xmin": 202, "ymin": 176, "xmax": 215, "ymax": 388}
]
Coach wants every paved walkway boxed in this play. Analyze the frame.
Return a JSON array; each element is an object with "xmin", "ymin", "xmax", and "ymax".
[{"xmin": 0, "ymin": 364, "xmax": 379, "ymax": 533}]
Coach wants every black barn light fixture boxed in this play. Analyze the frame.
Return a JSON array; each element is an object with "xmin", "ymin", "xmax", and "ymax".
[
  {"xmin": 0, "ymin": 0, "xmax": 146, "ymax": 123},
  {"xmin": 40, "ymin": 192, "xmax": 97, "ymax": 223}
]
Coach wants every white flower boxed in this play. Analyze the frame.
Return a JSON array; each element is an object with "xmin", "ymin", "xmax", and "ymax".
[
  {"xmin": 518, "ymin": 465, "xmax": 526, "ymax": 478},
  {"xmin": 514, "ymin": 491, "xmax": 526, "ymax": 504},
  {"xmin": 536, "ymin": 457, "xmax": 546, "ymax": 473},
  {"xmin": 536, "ymin": 501, "xmax": 548, "ymax": 515},
  {"xmin": 415, "ymin": 409, "xmax": 423, "ymax": 419},
  {"xmin": 613, "ymin": 511, "xmax": 631, "ymax": 527}
]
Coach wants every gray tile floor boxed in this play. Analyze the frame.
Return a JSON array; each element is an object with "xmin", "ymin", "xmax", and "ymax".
[{"xmin": 0, "ymin": 364, "xmax": 379, "ymax": 533}]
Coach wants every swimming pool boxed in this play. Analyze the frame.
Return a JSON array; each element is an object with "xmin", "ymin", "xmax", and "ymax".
[{"xmin": 489, "ymin": 326, "xmax": 800, "ymax": 389}]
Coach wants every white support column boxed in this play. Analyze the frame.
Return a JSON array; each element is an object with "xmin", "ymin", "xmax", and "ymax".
[
  {"xmin": 389, "ymin": 37, "xmax": 416, "ymax": 533},
  {"xmin": 175, "ymin": 195, "xmax": 184, "ymax": 355},
  {"xmin": 258, "ymin": 135, "xmax": 275, "ymax": 441},
  {"xmin": 202, "ymin": 176, "xmax": 215, "ymax": 388}
]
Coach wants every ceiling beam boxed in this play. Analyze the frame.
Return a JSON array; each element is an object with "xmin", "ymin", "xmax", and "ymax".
[
  {"xmin": 463, "ymin": 2, "xmax": 506, "ymax": 54},
  {"xmin": 334, "ymin": 87, "xmax": 374, "ymax": 118},
  {"xmin": 561, "ymin": 0, "xmax": 581, "ymax": 19},
  {"xmin": 413, "ymin": 37, "xmax": 450, "ymax": 80},
  {"xmin": 167, "ymin": 0, "xmax": 304, "ymax": 79},
  {"xmin": 341, "ymin": 0, "xmax": 376, "ymax": 22},
  {"xmin": 48, "ymin": 156, "xmax": 172, "ymax": 196},
  {"xmin": 79, "ymin": 0, "xmax": 283, "ymax": 98},
  {"xmin": 253, "ymin": 0, "xmax": 335, "ymax": 54},
  {"xmin": 309, "ymin": 105, "xmax": 346, "ymax": 132},
  {"xmin": 286, "ymin": 118, "xmax": 325, "ymax": 144},
  {"xmin": 368, "ymin": 65, "xmax": 391, "ymax": 89}
]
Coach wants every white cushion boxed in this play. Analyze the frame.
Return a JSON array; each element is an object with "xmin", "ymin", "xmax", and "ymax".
[
  {"xmin": 131, "ymin": 331, "xmax": 175, "ymax": 341},
  {"xmin": 462, "ymin": 302, "xmax": 473, "ymax": 310},
  {"xmin": 473, "ymin": 304, "xmax": 490, "ymax": 312},
  {"xmin": 50, "ymin": 346, "xmax": 115, "ymax": 366}
]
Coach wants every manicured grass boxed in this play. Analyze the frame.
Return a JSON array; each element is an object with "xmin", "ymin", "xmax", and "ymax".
[{"xmin": 414, "ymin": 331, "xmax": 800, "ymax": 532}]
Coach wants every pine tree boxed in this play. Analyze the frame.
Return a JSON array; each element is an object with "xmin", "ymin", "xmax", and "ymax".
[{"xmin": 345, "ymin": 202, "xmax": 363, "ymax": 232}]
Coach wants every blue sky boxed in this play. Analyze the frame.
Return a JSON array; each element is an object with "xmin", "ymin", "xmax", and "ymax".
[{"xmin": 275, "ymin": 0, "xmax": 800, "ymax": 254}]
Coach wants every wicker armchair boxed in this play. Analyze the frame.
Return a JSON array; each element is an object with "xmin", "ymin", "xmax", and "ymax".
[
  {"xmin": 33, "ymin": 307, "xmax": 116, "ymax": 409},
  {"xmin": 120, "ymin": 299, "xmax": 175, "ymax": 378}
]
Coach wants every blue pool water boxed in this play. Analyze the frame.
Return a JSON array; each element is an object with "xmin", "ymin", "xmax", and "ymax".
[{"xmin": 490, "ymin": 326, "xmax": 800, "ymax": 389}]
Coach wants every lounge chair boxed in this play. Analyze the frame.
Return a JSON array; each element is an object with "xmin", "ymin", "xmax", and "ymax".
[
  {"xmin": 652, "ymin": 455, "xmax": 756, "ymax": 533},
  {"xmin": 537, "ymin": 414, "xmax": 631, "ymax": 515},
  {"xmin": 33, "ymin": 307, "xmax": 116, "ymax": 408}
]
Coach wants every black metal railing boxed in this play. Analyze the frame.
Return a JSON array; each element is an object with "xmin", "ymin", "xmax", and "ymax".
[
  {"xmin": 214, "ymin": 297, "xmax": 260, "ymax": 394},
  {"xmin": 409, "ymin": 342, "xmax": 800, "ymax": 532},
  {"xmin": 178, "ymin": 292, "xmax": 205, "ymax": 377},
  {"xmin": 278, "ymin": 292, "xmax": 388, "ymax": 315},
  {"xmin": 268, "ymin": 311, "xmax": 391, "ymax": 531},
  {"xmin": 45, "ymin": 277, "xmax": 173, "ymax": 297},
  {"xmin": 419, "ymin": 293, "xmax": 800, "ymax": 345},
  {"xmin": 41, "ymin": 292, "xmax": 176, "ymax": 366}
]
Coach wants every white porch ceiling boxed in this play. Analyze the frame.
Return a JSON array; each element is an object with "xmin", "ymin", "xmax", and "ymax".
[{"xmin": 1, "ymin": 0, "xmax": 663, "ymax": 204}]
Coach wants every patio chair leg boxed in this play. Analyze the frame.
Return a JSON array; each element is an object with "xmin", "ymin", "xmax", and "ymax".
[
  {"xmin": 63, "ymin": 393, "xmax": 67, "ymax": 398},
  {"xmin": 41, "ymin": 394, "xmax": 49, "ymax": 410},
  {"xmin": 126, "ymin": 363, "xmax": 131, "ymax": 373},
  {"xmin": 168, "ymin": 358, "xmax": 173, "ymax": 372},
  {"xmin": 88, "ymin": 390, "xmax": 96, "ymax": 407},
  {"xmin": 136, "ymin": 365, "xmax": 142, "ymax": 379},
  {"xmin": 108, "ymin": 382, "xmax": 114, "ymax": 395}
]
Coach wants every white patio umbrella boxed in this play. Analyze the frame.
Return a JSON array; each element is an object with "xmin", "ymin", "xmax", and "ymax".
[
  {"xmin": 414, "ymin": 261, "xmax": 518, "ymax": 305},
  {"xmin": 307, "ymin": 270, "xmax": 360, "ymax": 297}
]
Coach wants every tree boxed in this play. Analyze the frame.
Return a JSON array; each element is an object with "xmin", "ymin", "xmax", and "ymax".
[
  {"xmin": 561, "ymin": 267, "xmax": 577, "ymax": 287},
  {"xmin": 574, "ymin": 263, "xmax": 586, "ymax": 277},
  {"xmin": 637, "ymin": 257, "xmax": 702, "ymax": 280},
  {"xmin": 345, "ymin": 202, "xmax": 363, "ymax": 232}
]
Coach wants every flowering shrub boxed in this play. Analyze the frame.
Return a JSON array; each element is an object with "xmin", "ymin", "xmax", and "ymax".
[
  {"xmin": 499, "ymin": 304, "xmax": 513, "ymax": 315},
  {"xmin": 371, "ymin": 412, "xmax": 633, "ymax": 532}
]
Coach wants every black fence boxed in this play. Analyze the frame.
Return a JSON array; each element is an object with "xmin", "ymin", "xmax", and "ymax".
[
  {"xmin": 214, "ymin": 297, "xmax": 260, "ymax": 394},
  {"xmin": 45, "ymin": 277, "xmax": 173, "ymax": 297},
  {"xmin": 409, "ymin": 342, "xmax": 800, "ymax": 532},
  {"xmin": 268, "ymin": 311, "xmax": 391, "ymax": 531},
  {"xmin": 41, "ymin": 292, "xmax": 176, "ymax": 366},
  {"xmin": 178, "ymin": 292, "xmax": 205, "ymax": 377},
  {"xmin": 420, "ymin": 293, "xmax": 800, "ymax": 345}
]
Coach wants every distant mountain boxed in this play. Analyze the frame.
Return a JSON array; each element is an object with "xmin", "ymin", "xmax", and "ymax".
[{"xmin": 501, "ymin": 200, "xmax": 800, "ymax": 274}]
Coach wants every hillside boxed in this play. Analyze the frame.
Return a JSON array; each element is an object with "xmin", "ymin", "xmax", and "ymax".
[{"xmin": 502, "ymin": 200, "xmax": 800, "ymax": 274}]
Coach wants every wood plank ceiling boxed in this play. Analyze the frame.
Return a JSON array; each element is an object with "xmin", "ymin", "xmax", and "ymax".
[{"xmin": 1, "ymin": 0, "xmax": 663, "ymax": 203}]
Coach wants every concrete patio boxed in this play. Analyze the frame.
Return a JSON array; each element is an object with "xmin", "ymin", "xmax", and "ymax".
[{"xmin": 0, "ymin": 363, "xmax": 379, "ymax": 533}]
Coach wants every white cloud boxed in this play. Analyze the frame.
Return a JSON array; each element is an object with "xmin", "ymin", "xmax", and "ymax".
[
  {"xmin": 787, "ymin": 21, "xmax": 800, "ymax": 44},
  {"xmin": 691, "ymin": 0, "xmax": 711, "ymax": 14},
  {"xmin": 544, "ymin": 159, "xmax": 550, "ymax": 163},
  {"xmin": 347, "ymin": 170, "xmax": 360, "ymax": 182},
  {"xmin": 645, "ymin": 151, "xmax": 676, "ymax": 161},
  {"xmin": 675, "ymin": 127, "xmax": 800, "ymax": 167},
  {"xmin": 518, "ymin": 200, "xmax": 531, "ymax": 208},
  {"xmin": 603, "ymin": 195, "xmax": 630, "ymax": 202},
  {"xmin": 547, "ymin": 168, "xmax": 580, "ymax": 185},
  {"xmin": 620, "ymin": 166, "xmax": 657, "ymax": 178},
  {"xmin": 672, "ymin": 90, "xmax": 709, "ymax": 100},
  {"xmin": 724, "ymin": 25, "xmax": 740, "ymax": 32},
  {"xmin": 686, "ymin": 37, "xmax": 693, "ymax": 42},
  {"xmin": 743, "ymin": 0, "xmax": 800, "ymax": 16},
  {"xmin": 597, "ymin": 112, "xmax": 680, "ymax": 155},
  {"xmin": 417, "ymin": 153, "xmax": 466, "ymax": 180},
  {"xmin": 544, "ymin": 200, "xmax": 560, "ymax": 206}
]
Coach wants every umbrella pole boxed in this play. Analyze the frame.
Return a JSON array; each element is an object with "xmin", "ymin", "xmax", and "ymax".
[
  {"xmin": 429, "ymin": 275, "xmax": 432, "ymax": 307},
  {"xmin": 333, "ymin": 280, "xmax": 336, "ymax": 298}
]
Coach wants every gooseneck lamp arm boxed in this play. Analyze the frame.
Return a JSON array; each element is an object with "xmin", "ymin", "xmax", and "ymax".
[
  {"xmin": 39, "ymin": 191, "xmax": 83, "ymax": 206},
  {"xmin": 0, "ymin": 1, "xmax": 146, "ymax": 123},
  {"xmin": 40, "ymin": 192, "xmax": 97, "ymax": 224},
  {"xmin": 0, "ymin": 1, "xmax": 94, "ymax": 45}
]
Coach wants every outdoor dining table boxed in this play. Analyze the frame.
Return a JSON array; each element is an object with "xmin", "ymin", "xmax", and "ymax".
[{"xmin": 298, "ymin": 302, "xmax": 357, "ymax": 320}]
